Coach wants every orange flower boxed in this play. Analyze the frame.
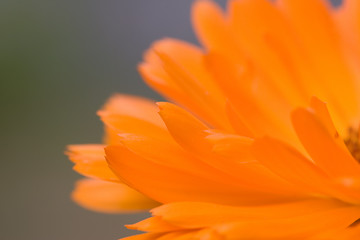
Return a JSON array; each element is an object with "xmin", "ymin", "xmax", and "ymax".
[
  {"xmin": 67, "ymin": 95, "xmax": 160, "ymax": 213},
  {"xmin": 67, "ymin": 0, "xmax": 360, "ymax": 239}
]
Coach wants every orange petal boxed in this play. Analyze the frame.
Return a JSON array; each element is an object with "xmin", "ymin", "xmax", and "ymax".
[
  {"xmin": 158, "ymin": 103, "xmax": 306, "ymax": 196},
  {"xmin": 98, "ymin": 94, "xmax": 163, "ymax": 128},
  {"xmin": 225, "ymin": 101, "xmax": 254, "ymax": 138},
  {"xmin": 205, "ymin": 130, "xmax": 254, "ymax": 162},
  {"xmin": 291, "ymin": 106, "xmax": 360, "ymax": 179},
  {"xmin": 156, "ymin": 231, "xmax": 193, "ymax": 240},
  {"xmin": 152, "ymin": 229, "xmax": 222, "ymax": 240},
  {"xmin": 127, "ymin": 216, "xmax": 182, "ymax": 233},
  {"xmin": 140, "ymin": 38, "xmax": 231, "ymax": 130},
  {"xmin": 106, "ymin": 144, "xmax": 304, "ymax": 205},
  {"xmin": 229, "ymin": 0, "xmax": 308, "ymax": 106},
  {"xmin": 157, "ymin": 102, "xmax": 210, "ymax": 154},
  {"xmin": 312, "ymin": 223, "xmax": 360, "ymax": 240},
  {"xmin": 102, "ymin": 116, "xmax": 168, "ymax": 145},
  {"xmin": 66, "ymin": 144, "xmax": 119, "ymax": 182},
  {"xmin": 152, "ymin": 200, "xmax": 348, "ymax": 229},
  {"xmin": 192, "ymin": 0, "xmax": 240, "ymax": 60},
  {"xmin": 335, "ymin": 0, "xmax": 360, "ymax": 53},
  {"xmin": 102, "ymin": 100, "xmax": 239, "ymax": 183},
  {"xmin": 72, "ymin": 179, "xmax": 158, "ymax": 213},
  {"xmin": 253, "ymin": 137, "xmax": 360, "ymax": 204},
  {"xmin": 278, "ymin": 0, "xmax": 359, "ymax": 127},
  {"xmin": 98, "ymin": 94, "xmax": 166, "ymax": 144},
  {"xmin": 335, "ymin": 0, "xmax": 360, "ymax": 100},
  {"xmin": 205, "ymin": 130, "xmax": 304, "ymax": 194},
  {"xmin": 117, "ymin": 132, "xmax": 243, "ymax": 183},
  {"xmin": 215, "ymin": 206, "xmax": 360, "ymax": 239},
  {"xmin": 253, "ymin": 137, "xmax": 333, "ymax": 194},
  {"xmin": 308, "ymin": 97, "xmax": 342, "ymax": 144},
  {"xmin": 99, "ymin": 98, "xmax": 167, "ymax": 144},
  {"xmin": 204, "ymin": 51, "xmax": 296, "ymax": 141},
  {"xmin": 190, "ymin": 229, "xmax": 223, "ymax": 240},
  {"xmin": 102, "ymin": 100, "xmax": 253, "ymax": 187}
]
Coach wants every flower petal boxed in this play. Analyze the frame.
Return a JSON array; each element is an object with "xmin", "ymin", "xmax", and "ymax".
[
  {"xmin": 98, "ymin": 94, "xmax": 166, "ymax": 144},
  {"xmin": 151, "ymin": 200, "xmax": 348, "ymax": 229},
  {"xmin": 192, "ymin": 0, "xmax": 239, "ymax": 59},
  {"xmin": 204, "ymin": 51, "xmax": 297, "ymax": 142},
  {"xmin": 311, "ymin": 223, "xmax": 360, "ymax": 240},
  {"xmin": 106, "ymin": 144, "xmax": 304, "ymax": 205},
  {"xmin": 98, "ymin": 94, "xmax": 163, "ymax": 127},
  {"xmin": 291, "ymin": 105, "xmax": 360, "ymax": 179},
  {"xmin": 229, "ymin": 0, "xmax": 308, "ymax": 106},
  {"xmin": 157, "ymin": 102, "xmax": 210, "ymax": 153},
  {"xmin": 66, "ymin": 144, "xmax": 119, "ymax": 182},
  {"xmin": 117, "ymin": 132, "xmax": 241, "ymax": 183},
  {"xmin": 253, "ymin": 137, "xmax": 360, "ymax": 204},
  {"xmin": 139, "ymin": 38, "xmax": 231, "ymax": 130},
  {"xmin": 215, "ymin": 206, "xmax": 360, "ymax": 239},
  {"xmin": 253, "ymin": 137, "xmax": 333, "ymax": 193},
  {"xmin": 127, "ymin": 216, "xmax": 182, "ymax": 233},
  {"xmin": 72, "ymin": 179, "xmax": 158, "ymax": 213},
  {"xmin": 278, "ymin": 0, "xmax": 359, "ymax": 127},
  {"xmin": 158, "ymin": 102, "xmax": 307, "ymax": 197}
]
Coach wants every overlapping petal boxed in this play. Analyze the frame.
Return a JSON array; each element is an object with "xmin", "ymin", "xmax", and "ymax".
[
  {"xmin": 126, "ymin": 201, "xmax": 360, "ymax": 239},
  {"xmin": 67, "ymin": 144, "xmax": 118, "ymax": 182}
]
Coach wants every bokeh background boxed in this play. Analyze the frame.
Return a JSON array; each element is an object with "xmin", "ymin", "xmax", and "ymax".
[{"xmin": 0, "ymin": 0, "xmax": 341, "ymax": 239}]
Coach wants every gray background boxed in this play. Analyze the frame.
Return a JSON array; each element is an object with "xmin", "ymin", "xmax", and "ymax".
[{"xmin": 0, "ymin": 0, "xmax": 341, "ymax": 239}]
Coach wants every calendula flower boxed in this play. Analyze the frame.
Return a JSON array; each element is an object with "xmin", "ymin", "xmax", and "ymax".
[{"xmin": 67, "ymin": 0, "xmax": 360, "ymax": 239}]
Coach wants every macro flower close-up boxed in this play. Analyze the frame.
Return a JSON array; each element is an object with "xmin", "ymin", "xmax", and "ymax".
[{"xmin": 67, "ymin": 0, "xmax": 360, "ymax": 239}]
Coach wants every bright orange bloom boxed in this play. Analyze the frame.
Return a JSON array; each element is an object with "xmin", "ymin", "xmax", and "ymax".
[{"xmin": 68, "ymin": 0, "xmax": 360, "ymax": 239}]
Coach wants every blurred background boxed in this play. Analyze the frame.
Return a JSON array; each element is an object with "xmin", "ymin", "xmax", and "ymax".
[{"xmin": 0, "ymin": 0, "xmax": 341, "ymax": 239}]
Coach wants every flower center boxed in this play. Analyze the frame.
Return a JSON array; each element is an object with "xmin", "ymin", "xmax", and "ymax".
[{"xmin": 344, "ymin": 127, "xmax": 360, "ymax": 163}]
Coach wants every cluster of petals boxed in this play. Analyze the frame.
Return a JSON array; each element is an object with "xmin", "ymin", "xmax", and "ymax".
[{"xmin": 67, "ymin": 0, "xmax": 360, "ymax": 239}]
